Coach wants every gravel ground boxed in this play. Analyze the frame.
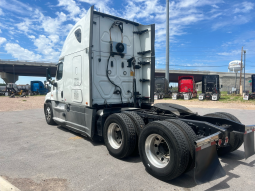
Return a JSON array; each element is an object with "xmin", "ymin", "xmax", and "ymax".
[
  {"xmin": 155, "ymin": 99, "xmax": 255, "ymax": 110},
  {"xmin": 0, "ymin": 108, "xmax": 254, "ymax": 191},
  {"xmin": 0, "ymin": 96, "xmax": 45, "ymax": 112},
  {"xmin": 1, "ymin": 96, "xmax": 255, "ymax": 112}
]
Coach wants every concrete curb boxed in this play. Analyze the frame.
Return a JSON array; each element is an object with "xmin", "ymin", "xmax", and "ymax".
[{"xmin": 0, "ymin": 176, "xmax": 21, "ymax": 191}]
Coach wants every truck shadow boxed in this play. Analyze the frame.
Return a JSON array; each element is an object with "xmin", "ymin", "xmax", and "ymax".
[
  {"xmin": 57, "ymin": 125, "xmax": 104, "ymax": 146},
  {"xmin": 55, "ymin": 125, "xmax": 255, "ymax": 189},
  {"xmin": 161, "ymin": 150, "xmax": 255, "ymax": 189},
  {"xmin": 205, "ymin": 151, "xmax": 255, "ymax": 191}
]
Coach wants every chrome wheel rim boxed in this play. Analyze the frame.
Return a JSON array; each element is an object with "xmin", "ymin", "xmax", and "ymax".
[
  {"xmin": 145, "ymin": 134, "xmax": 170, "ymax": 168},
  {"xmin": 107, "ymin": 123, "xmax": 123, "ymax": 149},
  {"xmin": 46, "ymin": 107, "xmax": 51, "ymax": 122}
]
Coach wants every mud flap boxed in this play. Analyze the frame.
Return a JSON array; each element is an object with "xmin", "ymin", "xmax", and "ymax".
[
  {"xmin": 199, "ymin": 95, "xmax": 204, "ymax": 101},
  {"xmin": 184, "ymin": 93, "xmax": 190, "ymax": 100},
  {"xmin": 244, "ymin": 126, "xmax": 255, "ymax": 159},
  {"xmin": 194, "ymin": 132, "xmax": 226, "ymax": 184},
  {"xmin": 172, "ymin": 93, "xmax": 178, "ymax": 100}
]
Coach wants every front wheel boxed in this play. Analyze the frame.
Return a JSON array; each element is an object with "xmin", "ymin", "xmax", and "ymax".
[{"xmin": 44, "ymin": 102, "xmax": 56, "ymax": 125}]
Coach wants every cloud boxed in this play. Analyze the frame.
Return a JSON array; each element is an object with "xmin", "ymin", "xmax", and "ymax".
[
  {"xmin": 0, "ymin": 0, "xmax": 33, "ymax": 15},
  {"xmin": 41, "ymin": 12, "xmax": 67, "ymax": 34},
  {"xmin": 78, "ymin": 0, "xmax": 118, "ymax": 16},
  {"xmin": 58, "ymin": 0, "xmax": 87, "ymax": 21},
  {"xmin": 0, "ymin": 37, "xmax": 6, "ymax": 46},
  {"xmin": 212, "ymin": 15, "xmax": 251, "ymax": 30},
  {"xmin": 234, "ymin": 1, "xmax": 254, "ymax": 13},
  {"xmin": 16, "ymin": 19, "xmax": 32, "ymax": 33},
  {"xmin": 0, "ymin": 8, "xmax": 4, "ymax": 15},
  {"xmin": 217, "ymin": 50, "xmax": 240, "ymax": 56},
  {"xmin": 212, "ymin": 4, "xmax": 219, "ymax": 8},
  {"xmin": 5, "ymin": 43, "xmax": 41, "ymax": 60},
  {"xmin": 33, "ymin": 35, "xmax": 60, "ymax": 61},
  {"xmin": 28, "ymin": 35, "xmax": 35, "ymax": 39}
]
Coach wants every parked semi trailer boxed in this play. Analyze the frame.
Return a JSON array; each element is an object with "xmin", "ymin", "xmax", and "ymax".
[
  {"xmin": 154, "ymin": 77, "xmax": 171, "ymax": 100},
  {"xmin": 172, "ymin": 76, "xmax": 197, "ymax": 100},
  {"xmin": 44, "ymin": 6, "xmax": 255, "ymax": 184},
  {"xmin": 6, "ymin": 83, "xmax": 29, "ymax": 97},
  {"xmin": 199, "ymin": 75, "xmax": 222, "ymax": 101},
  {"xmin": 243, "ymin": 74, "xmax": 255, "ymax": 100}
]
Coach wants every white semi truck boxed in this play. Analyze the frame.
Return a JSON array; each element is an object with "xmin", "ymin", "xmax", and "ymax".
[{"xmin": 44, "ymin": 6, "xmax": 255, "ymax": 184}]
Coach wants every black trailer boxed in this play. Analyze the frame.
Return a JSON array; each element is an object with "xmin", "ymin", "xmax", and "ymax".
[
  {"xmin": 199, "ymin": 75, "xmax": 222, "ymax": 101},
  {"xmin": 154, "ymin": 77, "xmax": 171, "ymax": 99},
  {"xmin": 243, "ymin": 74, "xmax": 255, "ymax": 100}
]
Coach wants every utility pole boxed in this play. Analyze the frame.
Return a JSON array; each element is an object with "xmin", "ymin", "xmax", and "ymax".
[
  {"xmin": 239, "ymin": 47, "xmax": 243, "ymax": 95},
  {"xmin": 165, "ymin": 0, "xmax": 169, "ymax": 82},
  {"xmin": 243, "ymin": 50, "xmax": 246, "ymax": 92}
]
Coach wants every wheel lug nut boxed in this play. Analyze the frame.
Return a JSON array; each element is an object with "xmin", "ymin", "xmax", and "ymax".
[
  {"xmin": 154, "ymin": 144, "xmax": 157, "ymax": 147},
  {"xmin": 161, "ymin": 158, "xmax": 164, "ymax": 161},
  {"xmin": 156, "ymin": 137, "xmax": 159, "ymax": 140},
  {"xmin": 156, "ymin": 152, "xmax": 159, "ymax": 155}
]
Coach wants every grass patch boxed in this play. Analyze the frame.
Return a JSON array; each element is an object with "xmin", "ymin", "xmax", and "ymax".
[{"xmin": 23, "ymin": 100, "xmax": 27, "ymax": 101}]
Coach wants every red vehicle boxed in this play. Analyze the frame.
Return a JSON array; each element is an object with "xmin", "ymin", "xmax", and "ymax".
[{"xmin": 172, "ymin": 76, "xmax": 197, "ymax": 100}]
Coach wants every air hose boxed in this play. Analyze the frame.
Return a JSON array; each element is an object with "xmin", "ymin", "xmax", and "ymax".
[{"xmin": 106, "ymin": 55, "xmax": 123, "ymax": 104}]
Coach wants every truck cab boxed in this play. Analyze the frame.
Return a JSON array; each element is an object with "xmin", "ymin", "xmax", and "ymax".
[
  {"xmin": 44, "ymin": 6, "xmax": 255, "ymax": 184},
  {"xmin": 199, "ymin": 75, "xmax": 221, "ymax": 101}
]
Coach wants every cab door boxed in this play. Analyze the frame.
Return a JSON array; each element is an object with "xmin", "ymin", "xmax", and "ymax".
[{"xmin": 55, "ymin": 62, "xmax": 64, "ymax": 102}]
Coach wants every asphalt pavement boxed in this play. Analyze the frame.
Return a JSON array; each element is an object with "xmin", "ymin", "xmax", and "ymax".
[{"xmin": 0, "ymin": 108, "xmax": 255, "ymax": 191}]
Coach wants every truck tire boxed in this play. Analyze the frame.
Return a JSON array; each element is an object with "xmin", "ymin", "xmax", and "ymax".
[
  {"xmin": 123, "ymin": 111, "xmax": 145, "ymax": 155},
  {"xmin": 44, "ymin": 102, "xmax": 57, "ymax": 125},
  {"xmin": 204, "ymin": 112, "xmax": 242, "ymax": 155},
  {"xmin": 138, "ymin": 121, "xmax": 189, "ymax": 180},
  {"xmin": 215, "ymin": 112, "xmax": 243, "ymax": 152},
  {"xmin": 165, "ymin": 119, "xmax": 196, "ymax": 172},
  {"xmin": 123, "ymin": 111, "xmax": 145, "ymax": 136},
  {"xmin": 103, "ymin": 113, "xmax": 137, "ymax": 159}
]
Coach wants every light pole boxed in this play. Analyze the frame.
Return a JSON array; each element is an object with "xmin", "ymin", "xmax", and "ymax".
[
  {"xmin": 243, "ymin": 50, "xmax": 246, "ymax": 92},
  {"xmin": 165, "ymin": 0, "xmax": 169, "ymax": 82}
]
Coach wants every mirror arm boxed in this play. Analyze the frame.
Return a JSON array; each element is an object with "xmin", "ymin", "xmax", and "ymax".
[{"xmin": 48, "ymin": 79, "xmax": 57, "ymax": 87}]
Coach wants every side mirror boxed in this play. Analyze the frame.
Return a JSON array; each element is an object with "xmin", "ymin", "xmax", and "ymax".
[
  {"xmin": 221, "ymin": 85, "xmax": 223, "ymax": 88},
  {"xmin": 46, "ymin": 68, "xmax": 51, "ymax": 81},
  {"xmin": 46, "ymin": 68, "xmax": 57, "ymax": 87}
]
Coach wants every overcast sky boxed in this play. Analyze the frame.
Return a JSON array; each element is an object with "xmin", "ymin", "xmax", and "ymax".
[{"xmin": 0, "ymin": 0, "xmax": 255, "ymax": 84}]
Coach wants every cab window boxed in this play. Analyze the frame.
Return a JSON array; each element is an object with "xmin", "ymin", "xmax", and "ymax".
[
  {"xmin": 75, "ymin": 29, "xmax": 81, "ymax": 43},
  {"xmin": 56, "ymin": 62, "xmax": 63, "ymax": 80}
]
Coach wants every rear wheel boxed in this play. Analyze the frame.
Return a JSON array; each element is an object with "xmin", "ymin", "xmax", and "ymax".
[
  {"xmin": 123, "ymin": 111, "xmax": 145, "ymax": 155},
  {"xmin": 215, "ymin": 112, "xmax": 243, "ymax": 151},
  {"xmin": 44, "ymin": 102, "xmax": 57, "ymax": 125},
  {"xmin": 204, "ymin": 112, "xmax": 243, "ymax": 155},
  {"xmin": 123, "ymin": 111, "xmax": 145, "ymax": 136},
  {"xmin": 103, "ymin": 113, "xmax": 136, "ymax": 159},
  {"xmin": 166, "ymin": 119, "xmax": 196, "ymax": 172},
  {"xmin": 139, "ymin": 121, "xmax": 189, "ymax": 180}
]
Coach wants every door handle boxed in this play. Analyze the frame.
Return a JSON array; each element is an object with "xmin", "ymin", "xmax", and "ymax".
[
  {"xmin": 66, "ymin": 104, "xmax": 70, "ymax": 112},
  {"xmin": 61, "ymin": 91, "xmax": 63, "ymax": 98}
]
